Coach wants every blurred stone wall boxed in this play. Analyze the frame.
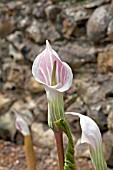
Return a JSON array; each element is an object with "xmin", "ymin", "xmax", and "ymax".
[{"xmin": 0, "ymin": 0, "xmax": 113, "ymax": 168}]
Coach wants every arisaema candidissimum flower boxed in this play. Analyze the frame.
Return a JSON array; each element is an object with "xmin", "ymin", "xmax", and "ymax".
[
  {"xmin": 66, "ymin": 112, "xmax": 107, "ymax": 170},
  {"xmin": 32, "ymin": 40, "xmax": 73, "ymax": 130},
  {"xmin": 15, "ymin": 111, "xmax": 30, "ymax": 136}
]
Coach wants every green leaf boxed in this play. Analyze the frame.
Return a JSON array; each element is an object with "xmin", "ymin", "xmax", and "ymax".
[{"xmin": 55, "ymin": 119, "xmax": 76, "ymax": 170}]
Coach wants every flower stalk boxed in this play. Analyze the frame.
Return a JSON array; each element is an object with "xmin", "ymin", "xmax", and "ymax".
[
  {"xmin": 55, "ymin": 119, "xmax": 76, "ymax": 170},
  {"xmin": 54, "ymin": 132, "xmax": 64, "ymax": 170},
  {"xmin": 24, "ymin": 135, "xmax": 37, "ymax": 170}
]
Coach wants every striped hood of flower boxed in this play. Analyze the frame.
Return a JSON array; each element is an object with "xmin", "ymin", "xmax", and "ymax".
[
  {"xmin": 15, "ymin": 110, "xmax": 30, "ymax": 136},
  {"xmin": 32, "ymin": 40, "xmax": 73, "ymax": 130},
  {"xmin": 66, "ymin": 112, "xmax": 107, "ymax": 170}
]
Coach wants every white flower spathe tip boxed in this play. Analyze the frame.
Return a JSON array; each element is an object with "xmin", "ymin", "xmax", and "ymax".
[
  {"xmin": 66, "ymin": 112, "xmax": 107, "ymax": 170},
  {"xmin": 15, "ymin": 110, "xmax": 30, "ymax": 136},
  {"xmin": 46, "ymin": 40, "xmax": 52, "ymax": 50}
]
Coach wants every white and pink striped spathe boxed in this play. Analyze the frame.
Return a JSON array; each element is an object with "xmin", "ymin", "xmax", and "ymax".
[{"xmin": 32, "ymin": 40, "xmax": 73, "ymax": 92}]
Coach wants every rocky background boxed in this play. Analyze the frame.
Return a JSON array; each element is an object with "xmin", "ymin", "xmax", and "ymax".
[{"xmin": 0, "ymin": 0, "xmax": 113, "ymax": 169}]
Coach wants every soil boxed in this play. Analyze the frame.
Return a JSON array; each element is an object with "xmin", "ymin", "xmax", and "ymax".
[{"xmin": 0, "ymin": 140, "xmax": 93, "ymax": 170}]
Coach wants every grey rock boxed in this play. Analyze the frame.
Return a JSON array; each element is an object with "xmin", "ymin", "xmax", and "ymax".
[
  {"xmin": 26, "ymin": 76, "xmax": 44, "ymax": 93},
  {"xmin": 84, "ymin": 0, "xmax": 111, "ymax": 9},
  {"xmin": 20, "ymin": 3, "xmax": 32, "ymax": 16},
  {"xmin": 75, "ymin": 139, "xmax": 89, "ymax": 158},
  {"xmin": 6, "ymin": 1, "xmax": 23, "ymax": 10},
  {"xmin": 107, "ymin": 19, "xmax": 113, "ymax": 41},
  {"xmin": 0, "ymin": 94, "xmax": 15, "ymax": 114},
  {"xmin": 21, "ymin": 41, "xmax": 44, "ymax": 62},
  {"xmin": 10, "ymin": 100, "xmax": 26, "ymax": 111},
  {"xmin": 74, "ymin": 9, "xmax": 90, "ymax": 23},
  {"xmin": 62, "ymin": 6, "xmax": 90, "ymax": 38},
  {"xmin": 64, "ymin": 7, "xmax": 89, "ymax": 22},
  {"xmin": 31, "ymin": 123, "xmax": 54, "ymax": 148},
  {"xmin": 45, "ymin": 4, "xmax": 61, "ymax": 22},
  {"xmin": 35, "ymin": 94, "xmax": 47, "ymax": 114},
  {"xmin": 32, "ymin": 2, "xmax": 46, "ymax": 19},
  {"xmin": 26, "ymin": 20, "xmax": 45, "ymax": 44},
  {"xmin": 44, "ymin": 22, "xmax": 61, "ymax": 42},
  {"xmin": 58, "ymin": 43, "xmax": 97, "ymax": 70},
  {"xmin": 18, "ymin": 17, "xmax": 30, "ymax": 29},
  {"xmin": 0, "ymin": 111, "xmax": 16, "ymax": 141},
  {"xmin": 33, "ymin": 94, "xmax": 47, "ymax": 122},
  {"xmin": 62, "ymin": 17, "xmax": 77, "ymax": 38},
  {"xmin": 103, "ymin": 131, "xmax": 113, "ymax": 167},
  {"xmin": 9, "ymin": 44, "xmax": 23, "ymax": 61},
  {"xmin": 98, "ymin": 45, "xmax": 113, "ymax": 73},
  {"xmin": 3, "ymin": 63, "xmax": 27, "ymax": 90},
  {"xmin": 88, "ymin": 104, "xmax": 107, "ymax": 131},
  {"xmin": 80, "ymin": 77, "xmax": 113, "ymax": 105},
  {"xmin": 7, "ymin": 31, "xmax": 25, "ymax": 51},
  {"xmin": 107, "ymin": 106, "xmax": 113, "ymax": 130},
  {"xmin": 107, "ymin": 19, "xmax": 113, "ymax": 35},
  {"xmin": 0, "ymin": 20, "xmax": 16, "ymax": 38},
  {"xmin": 87, "ymin": 5, "xmax": 113, "ymax": 42}
]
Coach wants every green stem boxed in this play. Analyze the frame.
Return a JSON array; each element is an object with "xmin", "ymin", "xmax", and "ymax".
[{"xmin": 54, "ymin": 131, "xmax": 64, "ymax": 170}]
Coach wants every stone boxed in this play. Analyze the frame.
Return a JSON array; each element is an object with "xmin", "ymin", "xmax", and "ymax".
[
  {"xmin": 7, "ymin": 31, "xmax": 25, "ymax": 51},
  {"xmin": 3, "ymin": 63, "xmax": 26, "ymax": 89},
  {"xmin": 0, "ymin": 111, "xmax": 16, "ymax": 141},
  {"xmin": 64, "ymin": 6, "xmax": 90, "ymax": 22},
  {"xmin": 26, "ymin": 77, "xmax": 44, "ymax": 93},
  {"xmin": 84, "ymin": 0, "xmax": 111, "ymax": 9},
  {"xmin": 0, "ymin": 39, "xmax": 9, "ymax": 62},
  {"xmin": 87, "ymin": 5, "xmax": 113, "ymax": 42},
  {"xmin": 9, "ymin": 44, "xmax": 23, "ymax": 61},
  {"xmin": 88, "ymin": 104, "xmax": 107, "ymax": 131},
  {"xmin": 33, "ymin": 94, "xmax": 47, "ymax": 122},
  {"xmin": 17, "ymin": 17, "xmax": 30, "ymax": 30},
  {"xmin": 66, "ymin": 96, "xmax": 87, "ymax": 121},
  {"xmin": 32, "ymin": 3, "xmax": 45, "ymax": 19},
  {"xmin": 62, "ymin": 17, "xmax": 77, "ymax": 38},
  {"xmin": 44, "ymin": 22, "xmax": 61, "ymax": 42},
  {"xmin": 0, "ymin": 94, "xmax": 15, "ymax": 114},
  {"xmin": 107, "ymin": 19, "xmax": 113, "ymax": 38},
  {"xmin": 62, "ymin": 7, "xmax": 90, "ymax": 38},
  {"xmin": 103, "ymin": 131, "xmax": 113, "ymax": 166},
  {"xmin": 74, "ymin": 9, "xmax": 89, "ymax": 23},
  {"xmin": 21, "ymin": 41, "xmax": 44, "ymax": 62},
  {"xmin": 11, "ymin": 100, "xmax": 28, "ymax": 111},
  {"xmin": 31, "ymin": 123, "xmax": 54, "ymax": 148},
  {"xmin": 58, "ymin": 43, "xmax": 97, "ymax": 70},
  {"xmin": 26, "ymin": 20, "xmax": 45, "ymax": 44},
  {"xmin": 45, "ymin": 5, "xmax": 61, "ymax": 22},
  {"xmin": 65, "ymin": 113, "xmax": 81, "ymax": 135},
  {"xmin": 6, "ymin": 1, "xmax": 23, "ymax": 10},
  {"xmin": 33, "ymin": 108, "xmax": 47, "ymax": 122},
  {"xmin": 75, "ymin": 139, "xmax": 90, "ymax": 158},
  {"xmin": 35, "ymin": 94, "xmax": 47, "ymax": 113},
  {"xmin": 98, "ymin": 46, "xmax": 113, "ymax": 73},
  {"xmin": 79, "ymin": 77, "xmax": 113, "ymax": 105},
  {"xmin": 0, "ymin": 20, "xmax": 15, "ymax": 38},
  {"xmin": 107, "ymin": 106, "xmax": 113, "ymax": 130}
]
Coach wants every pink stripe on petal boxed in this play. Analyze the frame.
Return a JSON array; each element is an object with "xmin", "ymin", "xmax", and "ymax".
[
  {"xmin": 38, "ymin": 68, "xmax": 48, "ymax": 84},
  {"xmin": 32, "ymin": 40, "xmax": 73, "ymax": 92}
]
